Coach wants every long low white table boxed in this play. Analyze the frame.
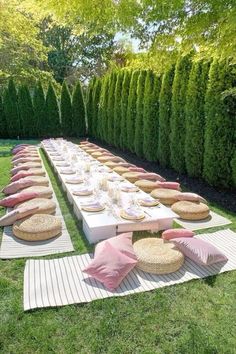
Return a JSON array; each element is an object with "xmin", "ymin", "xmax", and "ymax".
[{"xmin": 42, "ymin": 141, "xmax": 177, "ymax": 244}]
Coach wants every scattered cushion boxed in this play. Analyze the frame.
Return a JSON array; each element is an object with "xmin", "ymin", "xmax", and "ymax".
[
  {"xmin": 133, "ymin": 238, "xmax": 184, "ymax": 274},
  {"xmin": 83, "ymin": 242, "xmax": 137, "ymax": 291},
  {"xmin": 134, "ymin": 179, "xmax": 158, "ymax": 193},
  {"xmin": 0, "ymin": 206, "xmax": 40, "ymax": 226},
  {"xmin": 138, "ymin": 172, "xmax": 165, "ymax": 182},
  {"xmin": 176, "ymin": 192, "xmax": 207, "ymax": 204},
  {"xmin": 128, "ymin": 167, "xmax": 146, "ymax": 173},
  {"xmin": 14, "ymin": 198, "xmax": 56, "ymax": 215},
  {"xmin": 122, "ymin": 172, "xmax": 141, "ymax": 183},
  {"xmin": 172, "ymin": 238, "xmax": 228, "ymax": 265},
  {"xmin": 22, "ymin": 186, "xmax": 53, "ymax": 199},
  {"xmin": 13, "ymin": 214, "xmax": 62, "ymax": 241},
  {"xmin": 2, "ymin": 179, "xmax": 35, "ymax": 195},
  {"xmin": 162, "ymin": 229, "xmax": 195, "ymax": 240},
  {"xmin": 156, "ymin": 181, "xmax": 181, "ymax": 190},
  {"xmin": 91, "ymin": 151, "xmax": 103, "ymax": 158},
  {"xmin": 27, "ymin": 168, "xmax": 46, "ymax": 176},
  {"xmin": 113, "ymin": 166, "xmax": 129, "ymax": 175},
  {"xmin": 12, "ymin": 157, "xmax": 41, "ymax": 166},
  {"xmin": 22, "ymin": 176, "xmax": 49, "ymax": 187},
  {"xmin": 12, "ymin": 152, "xmax": 39, "ymax": 160},
  {"xmin": 150, "ymin": 188, "xmax": 179, "ymax": 205},
  {"xmin": 11, "ymin": 162, "xmax": 42, "ymax": 175},
  {"xmin": 0, "ymin": 191, "xmax": 38, "ymax": 208},
  {"xmin": 105, "ymin": 161, "xmax": 125, "ymax": 169},
  {"xmin": 171, "ymin": 201, "xmax": 210, "ymax": 220}
]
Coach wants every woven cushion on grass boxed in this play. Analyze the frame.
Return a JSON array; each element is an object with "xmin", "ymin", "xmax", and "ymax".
[
  {"xmin": 113, "ymin": 166, "xmax": 129, "ymax": 175},
  {"xmin": 13, "ymin": 157, "xmax": 41, "ymax": 166},
  {"xmin": 23, "ymin": 176, "xmax": 49, "ymax": 187},
  {"xmin": 134, "ymin": 179, "xmax": 158, "ymax": 193},
  {"xmin": 133, "ymin": 238, "xmax": 184, "ymax": 274},
  {"xmin": 14, "ymin": 198, "xmax": 56, "ymax": 215},
  {"xmin": 13, "ymin": 214, "xmax": 62, "ymax": 241},
  {"xmin": 86, "ymin": 149, "xmax": 98, "ymax": 154},
  {"xmin": 171, "ymin": 201, "xmax": 210, "ymax": 220},
  {"xmin": 11, "ymin": 162, "xmax": 42, "ymax": 175},
  {"xmin": 122, "ymin": 172, "xmax": 141, "ymax": 183},
  {"xmin": 27, "ymin": 168, "xmax": 46, "ymax": 176},
  {"xmin": 91, "ymin": 151, "xmax": 103, "ymax": 158},
  {"xmin": 22, "ymin": 186, "xmax": 53, "ymax": 199},
  {"xmin": 104, "ymin": 161, "xmax": 122, "ymax": 168},
  {"xmin": 150, "ymin": 188, "xmax": 179, "ymax": 205}
]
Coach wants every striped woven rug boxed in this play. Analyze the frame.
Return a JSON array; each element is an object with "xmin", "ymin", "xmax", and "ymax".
[{"xmin": 24, "ymin": 229, "xmax": 236, "ymax": 311}]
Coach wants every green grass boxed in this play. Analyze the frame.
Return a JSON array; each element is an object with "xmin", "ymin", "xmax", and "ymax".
[{"xmin": 0, "ymin": 140, "xmax": 236, "ymax": 354}]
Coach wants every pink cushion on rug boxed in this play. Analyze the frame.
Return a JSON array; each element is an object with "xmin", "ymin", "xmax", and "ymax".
[
  {"xmin": 13, "ymin": 157, "xmax": 40, "ymax": 166},
  {"xmin": 13, "ymin": 147, "xmax": 36, "ymax": 155},
  {"xmin": 129, "ymin": 167, "xmax": 146, "ymax": 173},
  {"xmin": 0, "ymin": 191, "xmax": 38, "ymax": 207},
  {"xmin": 11, "ymin": 171, "xmax": 34, "ymax": 182},
  {"xmin": 2, "ymin": 179, "xmax": 34, "ymax": 195},
  {"xmin": 155, "ymin": 181, "xmax": 181, "ymax": 190},
  {"xmin": 0, "ymin": 210, "xmax": 19, "ymax": 226},
  {"xmin": 138, "ymin": 172, "xmax": 165, "ymax": 182},
  {"xmin": 83, "ymin": 242, "xmax": 137, "ymax": 290},
  {"xmin": 95, "ymin": 232, "xmax": 137, "ymax": 260},
  {"xmin": 11, "ymin": 163, "xmax": 40, "ymax": 175},
  {"xmin": 176, "ymin": 192, "xmax": 207, "ymax": 204},
  {"xmin": 172, "ymin": 238, "xmax": 228, "ymax": 265},
  {"xmin": 162, "ymin": 229, "xmax": 195, "ymax": 240},
  {"xmin": 16, "ymin": 205, "xmax": 39, "ymax": 219},
  {"xmin": 12, "ymin": 153, "xmax": 38, "ymax": 161}
]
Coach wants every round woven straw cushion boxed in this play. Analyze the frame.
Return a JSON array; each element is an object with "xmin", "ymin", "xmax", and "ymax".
[
  {"xmin": 97, "ymin": 156, "xmax": 114, "ymax": 163},
  {"xmin": 104, "ymin": 161, "xmax": 122, "ymax": 168},
  {"xmin": 135, "ymin": 179, "xmax": 158, "ymax": 193},
  {"xmin": 122, "ymin": 172, "xmax": 141, "ymax": 183},
  {"xmin": 134, "ymin": 238, "xmax": 184, "ymax": 274},
  {"xmin": 27, "ymin": 168, "xmax": 46, "ymax": 176},
  {"xmin": 19, "ymin": 162, "xmax": 42, "ymax": 168},
  {"xmin": 171, "ymin": 201, "xmax": 210, "ymax": 220},
  {"xmin": 91, "ymin": 151, "xmax": 103, "ymax": 157},
  {"xmin": 23, "ymin": 186, "xmax": 53, "ymax": 199},
  {"xmin": 113, "ymin": 166, "xmax": 129, "ymax": 175},
  {"xmin": 13, "ymin": 214, "xmax": 62, "ymax": 241},
  {"xmin": 150, "ymin": 188, "xmax": 179, "ymax": 205},
  {"xmin": 86, "ymin": 149, "xmax": 98, "ymax": 154},
  {"xmin": 15, "ymin": 198, "xmax": 56, "ymax": 215},
  {"xmin": 23, "ymin": 176, "xmax": 49, "ymax": 186}
]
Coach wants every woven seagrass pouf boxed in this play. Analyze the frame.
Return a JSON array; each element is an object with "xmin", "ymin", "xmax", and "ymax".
[
  {"xmin": 22, "ymin": 186, "xmax": 53, "ymax": 199},
  {"xmin": 18, "ymin": 162, "xmax": 42, "ymax": 169},
  {"xmin": 134, "ymin": 179, "xmax": 158, "ymax": 193},
  {"xmin": 14, "ymin": 198, "xmax": 56, "ymax": 215},
  {"xmin": 150, "ymin": 188, "xmax": 179, "ymax": 205},
  {"xmin": 122, "ymin": 172, "xmax": 141, "ymax": 183},
  {"xmin": 13, "ymin": 214, "xmax": 62, "ymax": 241},
  {"xmin": 86, "ymin": 149, "xmax": 98, "ymax": 154},
  {"xmin": 104, "ymin": 161, "xmax": 122, "ymax": 168},
  {"xmin": 27, "ymin": 168, "xmax": 46, "ymax": 176},
  {"xmin": 171, "ymin": 200, "xmax": 210, "ymax": 220},
  {"xmin": 133, "ymin": 238, "xmax": 184, "ymax": 274},
  {"xmin": 91, "ymin": 151, "xmax": 103, "ymax": 158},
  {"xmin": 23, "ymin": 176, "xmax": 49, "ymax": 187},
  {"xmin": 113, "ymin": 166, "xmax": 129, "ymax": 175}
]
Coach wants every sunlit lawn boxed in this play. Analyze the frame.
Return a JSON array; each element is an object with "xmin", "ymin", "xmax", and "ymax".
[{"xmin": 0, "ymin": 140, "xmax": 236, "ymax": 354}]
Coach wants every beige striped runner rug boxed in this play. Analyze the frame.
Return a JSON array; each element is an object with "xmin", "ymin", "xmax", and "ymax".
[
  {"xmin": 175, "ymin": 211, "xmax": 232, "ymax": 231},
  {"xmin": 24, "ymin": 229, "xmax": 236, "ymax": 311},
  {"xmin": 0, "ymin": 151, "xmax": 74, "ymax": 259}
]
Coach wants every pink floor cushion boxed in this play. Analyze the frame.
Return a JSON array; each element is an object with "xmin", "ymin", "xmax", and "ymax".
[
  {"xmin": 83, "ymin": 242, "xmax": 137, "ymax": 291},
  {"xmin": 16, "ymin": 205, "xmax": 39, "ymax": 220},
  {"xmin": 129, "ymin": 167, "xmax": 146, "ymax": 173},
  {"xmin": 138, "ymin": 173, "xmax": 166, "ymax": 182},
  {"xmin": 0, "ymin": 191, "xmax": 38, "ymax": 208},
  {"xmin": 156, "ymin": 181, "xmax": 181, "ymax": 190},
  {"xmin": 162, "ymin": 229, "xmax": 195, "ymax": 240},
  {"xmin": 12, "ymin": 157, "xmax": 40, "ymax": 166},
  {"xmin": 2, "ymin": 179, "xmax": 35, "ymax": 195},
  {"xmin": 13, "ymin": 147, "xmax": 37, "ymax": 155},
  {"xmin": 172, "ymin": 238, "xmax": 228, "ymax": 266},
  {"xmin": 176, "ymin": 192, "xmax": 207, "ymax": 204},
  {"xmin": 95, "ymin": 232, "xmax": 137, "ymax": 260},
  {"xmin": 11, "ymin": 163, "xmax": 41, "ymax": 175},
  {"xmin": 0, "ymin": 206, "xmax": 39, "ymax": 226},
  {"xmin": 11, "ymin": 171, "xmax": 35, "ymax": 182},
  {"xmin": 12, "ymin": 152, "xmax": 38, "ymax": 160}
]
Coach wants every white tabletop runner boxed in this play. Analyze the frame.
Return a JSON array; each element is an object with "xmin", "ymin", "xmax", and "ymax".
[{"xmin": 24, "ymin": 229, "xmax": 236, "ymax": 310}]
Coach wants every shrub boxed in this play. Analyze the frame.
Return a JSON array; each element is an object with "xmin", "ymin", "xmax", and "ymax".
[
  {"xmin": 113, "ymin": 71, "xmax": 124, "ymax": 148},
  {"xmin": 203, "ymin": 59, "xmax": 236, "ymax": 188},
  {"xmin": 4, "ymin": 79, "xmax": 20, "ymax": 138},
  {"xmin": 72, "ymin": 80, "xmax": 86, "ymax": 137},
  {"xmin": 120, "ymin": 70, "xmax": 131, "ymax": 149},
  {"xmin": 134, "ymin": 70, "xmax": 147, "ymax": 157},
  {"xmin": 18, "ymin": 85, "xmax": 35, "ymax": 138},
  {"xmin": 107, "ymin": 72, "xmax": 117, "ymax": 144},
  {"xmin": 126, "ymin": 70, "xmax": 139, "ymax": 153},
  {"xmin": 33, "ymin": 81, "xmax": 46, "ymax": 138},
  {"xmin": 99, "ymin": 75, "xmax": 110, "ymax": 142},
  {"xmin": 86, "ymin": 78, "xmax": 95, "ymax": 137},
  {"xmin": 45, "ymin": 82, "xmax": 61, "ymax": 137},
  {"xmin": 170, "ymin": 54, "xmax": 192, "ymax": 173},
  {"xmin": 61, "ymin": 81, "xmax": 73, "ymax": 137},
  {"xmin": 185, "ymin": 60, "xmax": 210, "ymax": 177},
  {"xmin": 92, "ymin": 78, "xmax": 101, "ymax": 138},
  {"xmin": 0, "ymin": 93, "xmax": 8, "ymax": 138},
  {"xmin": 231, "ymin": 153, "xmax": 236, "ymax": 187},
  {"xmin": 158, "ymin": 66, "xmax": 175, "ymax": 167}
]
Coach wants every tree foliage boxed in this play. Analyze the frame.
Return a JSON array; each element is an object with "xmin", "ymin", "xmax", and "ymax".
[
  {"xmin": 126, "ymin": 70, "xmax": 139, "ymax": 153},
  {"xmin": 120, "ymin": 70, "xmax": 131, "ymax": 150},
  {"xmin": 134, "ymin": 70, "xmax": 147, "ymax": 157},
  {"xmin": 72, "ymin": 81, "xmax": 86, "ymax": 137},
  {"xmin": 45, "ymin": 82, "xmax": 61, "ymax": 137},
  {"xmin": 92, "ymin": 78, "xmax": 102, "ymax": 138},
  {"xmin": 113, "ymin": 71, "xmax": 124, "ymax": 148},
  {"xmin": 3, "ymin": 79, "xmax": 20, "ymax": 138},
  {"xmin": 0, "ymin": 93, "xmax": 8, "ymax": 138},
  {"xmin": 18, "ymin": 85, "xmax": 35, "ymax": 138},
  {"xmin": 33, "ymin": 81, "xmax": 46, "ymax": 137},
  {"xmin": 61, "ymin": 81, "xmax": 73, "ymax": 137},
  {"xmin": 86, "ymin": 78, "xmax": 95, "ymax": 137},
  {"xmin": 107, "ymin": 72, "xmax": 117, "ymax": 144}
]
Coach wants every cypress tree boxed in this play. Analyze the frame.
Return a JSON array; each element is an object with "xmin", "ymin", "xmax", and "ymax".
[
  {"xmin": 4, "ymin": 79, "xmax": 20, "ymax": 138},
  {"xmin": 99, "ymin": 75, "xmax": 110, "ymax": 142},
  {"xmin": 61, "ymin": 81, "xmax": 73, "ymax": 137},
  {"xmin": 185, "ymin": 60, "xmax": 210, "ymax": 177},
  {"xmin": 18, "ymin": 85, "xmax": 35, "ymax": 138},
  {"xmin": 86, "ymin": 78, "xmax": 95, "ymax": 137},
  {"xmin": 107, "ymin": 72, "xmax": 117, "ymax": 144},
  {"xmin": 134, "ymin": 70, "xmax": 147, "ymax": 157},
  {"xmin": 45, "ymin": 82, "xmax": 61, "ymax": 137},
  {"xmin": 203, "ymin": 59, "xmax": 236, "ymax": 187},
  {"xmin": 120, "ymin": 70, "xmax": 131, "ymax": 150},
  {"xmin": 72, "ymin": 80, "xmax": 86, "ymax": 137},
  {"xmin": 33, "ymin": 81, "xmax": 46, "ymax": 138},
  {"xmin": 231, "ymin": 153, "xmax": 236, "ymax": 187},
  {"xmin": 113, "ymin": 70, "xmax": 124, "ymax": 148},
  {"xmin": 92, "ymin": 78, "xmax": 101, "ymax": 138},
  {"xmin": 170, "ymin": 54, "xmax": 192, "ymax": 173},
  {"xmin": 0, "ymin": 93, "xmax": 8, "ymax": 138},
  {"xmin": 126, "ymin": 70, "xmax": 139, "ymax": 153},
  {"xmin": 143, "ymin": 72, "xmax": 161, "ymax": 162},
  {"xmin": 158, "ymin": 66, "xmax": 175, "ymax": 167}
]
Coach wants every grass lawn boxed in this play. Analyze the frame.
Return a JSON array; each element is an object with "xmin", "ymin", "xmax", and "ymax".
[{"xmin": 0, "ymin": 139, "xmax": 236, "ymax": 354}]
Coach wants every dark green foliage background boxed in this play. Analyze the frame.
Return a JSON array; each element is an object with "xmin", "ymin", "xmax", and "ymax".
[{"xmin": 61, "ymin": 81, "xmax": 73, "ymax": 137}]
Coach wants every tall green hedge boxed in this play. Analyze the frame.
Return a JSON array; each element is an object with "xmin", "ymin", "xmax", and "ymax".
[
  {"xmin": 203, "ymin": 59, "xmax": 235, "ymax": 187},
  {"xmin": 185, "ymin": 61, "xmax": 210, "ymax": 177},
  {"xmin": 170, "ymin": 54, "xmax": 192, "ymax": 173},
  {"xmin": 33, "ymin": 81, "xmax": 46, "ymax": 138},
  {"xmin": 113, "ymin": 71, "xmax": 124, "ymax": 148},
  {"xmin": 4, "ymin": 79, "xmax": 20, "ymax": 138},
  {"xmin": 0, "ymin": 93, "xmax": 8, "ymax": 138},
  {"xmin": 92, "ymin": 78, "xmax": 101, "ymax": 138},
  {"xmin": 126, "ymin": 70, "xmax": 139, "ymax": 153},
  {"xmin": 72, "ymin": 81, "xmax": 86, "ymax": 137},
  {"xmin": 158, "ymin": 66, "xmax": 175, "ymax": 167},
  {"xmin": 45, "ymin": 82, "xmax": 61, "ymax": 137},
  {"xmin": 98, "ymin": 75, "xmax": 109, "ymax": 141},
  {"xmin": 61, "ymin": 81, "xmax": 73, "ymax": 137},
  {"xmin": 18, "ymin": 85, "xmax": 35, "ymax": 138},
  {"xmin": 120, "ymin": 70, "xmax": 131, "ymax": 149},
  {"xmin": 107, "ymin": 72, "xmax": 117, "ymax": 144},
  {"xmin": 86, "ymin": 78, "xmax": 95, "ymax": 137},
  {"xmin": 134, "ymin": 70, "xmax": 147, "ymax": 157}
]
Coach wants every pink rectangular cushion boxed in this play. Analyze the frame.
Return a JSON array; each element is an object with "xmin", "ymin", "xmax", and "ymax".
[
  {"xmin": 129, "ymin": 167, "xmax": 146, "ymax": 173},
  {"xmin": 176, "ymin": 192, "xmax": 207, "ymax": 204},
  {"xmin": 11, "ymin": 171, "xmax": 35, "ymax": 182},
  {"xmin": 0, "ymin": 191, "xmax": 38, "ymax": 207},
  {"xmin": 13, "ymin": 157, "xmax": 40, "ymax": 166},
  {"xmin": 138, "ymin": 172, "xmax": 165, "ymax": 182},
  {"xmin": 2, "ymin": 179, "xmax": 35, "ymax": 195},
  {"xmin": 83, "ymin": 242, "xmax": 137, "ymax": 290},
  {"xmin": 172, "ymin": 237, "xmax": 228, "ymax": 265},
  {"xmin": 156, "ymin": 181, "xmax": 181, "ymax": 190},
  {"xmin": 0, "ymin": 206, "xmax": 39, "ymax": 226},
  {"xmin": 162, "ymin": 229, "xmax": 195, "ymax": 240}
]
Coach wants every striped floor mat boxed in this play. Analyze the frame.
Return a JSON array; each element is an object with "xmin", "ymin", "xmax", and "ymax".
[
  {"xmin": 175, "ymin": 211, "xmax": 232, "ymax": 231},
  {"xmin": 24, "ymin": 229, "xmax": 236, "ymax": 311}
]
